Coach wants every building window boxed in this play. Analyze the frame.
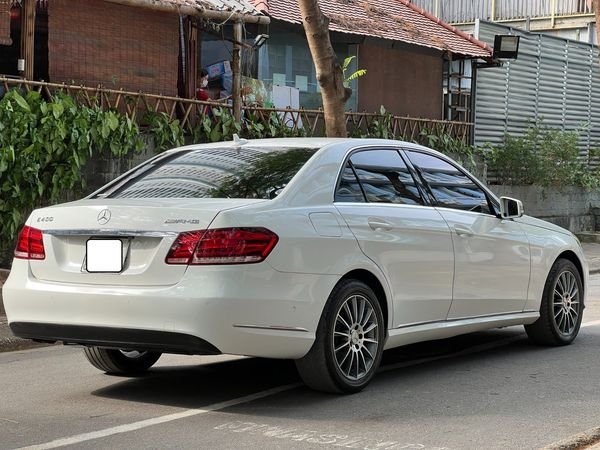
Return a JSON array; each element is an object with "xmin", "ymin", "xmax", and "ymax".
[{"xmin": 258, "ymin": 24, "xmax": 358, "ymax": 110}]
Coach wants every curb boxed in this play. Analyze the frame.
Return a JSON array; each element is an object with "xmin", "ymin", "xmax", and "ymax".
[
  {"xmin": 0, "ymin": 316, "xmax": 50, "ymax": 353},
  {"xmin": 0, "ymin": 337, "xmax": 51, "ymax": 353},
  {"xmin": 540, "ymin": 426, "xmax": 600, "ymax": 450}
]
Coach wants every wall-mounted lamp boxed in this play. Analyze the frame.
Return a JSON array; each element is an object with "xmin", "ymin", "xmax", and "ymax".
[
  {"xmin": 253, "ymin": 34, "xmax": 269, "ymax": 49},
  {"xmin": 492, "ymin": 35, "xmax": 520, "ymax": 60}
]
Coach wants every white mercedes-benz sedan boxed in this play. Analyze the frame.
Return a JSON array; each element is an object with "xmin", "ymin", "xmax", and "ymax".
[{"xmin": 3, "ymin": 138, "xmax": 587, "ymax": 393}]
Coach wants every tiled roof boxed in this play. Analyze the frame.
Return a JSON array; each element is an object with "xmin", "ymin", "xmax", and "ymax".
[
  {"xmin": 11, "ymin": 0, "xmax": 261, "ymax": 15},
  {"xmin": 155, "ymin": 0, "xmax": 262, "ymax": 15},
  {"xmin": 252, "ymin": 0, "xmax": 491, "ymax": 58}
]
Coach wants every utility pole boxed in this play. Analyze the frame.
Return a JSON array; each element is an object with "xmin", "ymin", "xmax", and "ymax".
[{"xmin": 232, "ymin": 20, "xmax": 242, "ymax": 123}]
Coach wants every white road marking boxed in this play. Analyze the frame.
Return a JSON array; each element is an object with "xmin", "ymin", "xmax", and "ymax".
[
  {"xmin": 17, "ymin": 320, "xmax": 600, "ymax": 449},
  {"xmin": 214, "ymin": 420, "xmax": 448, "ymax": 449},
  {"xmin": 0, "ymin": 417, "xmax": 19, "ymax": 424},
  {"xmin": 582, "ymin": 319, "xmax": 600, "ymax": 328},
  {"xmin": 16, "ymin": 384, "xmax": 301, "ymax": 450}
]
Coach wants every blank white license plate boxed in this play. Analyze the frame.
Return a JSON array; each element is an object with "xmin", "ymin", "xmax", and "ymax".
[{"xmin": 86, "ymin": 239, "xmax": 123, "ymax": 273}]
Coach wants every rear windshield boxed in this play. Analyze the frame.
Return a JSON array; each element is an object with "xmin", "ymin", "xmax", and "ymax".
[{"xmin": 95, "ymin": 146, "xmax": 318, "ymax": 199}]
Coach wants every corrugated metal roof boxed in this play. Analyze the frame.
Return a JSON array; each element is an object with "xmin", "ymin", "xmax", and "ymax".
[{"xmin": 252, "ymin": 0, "xmax": 491, "ymax": 58}]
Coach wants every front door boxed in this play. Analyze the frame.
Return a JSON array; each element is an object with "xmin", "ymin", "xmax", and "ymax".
[{"xmin": 404, "ymin": 150, "xmax": 531, "ymax": 319}]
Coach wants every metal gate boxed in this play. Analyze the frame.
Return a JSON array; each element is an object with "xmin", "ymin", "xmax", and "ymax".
[{"xmin": 474, "ymin": 21, "xmax": 600, "ymax": 163}]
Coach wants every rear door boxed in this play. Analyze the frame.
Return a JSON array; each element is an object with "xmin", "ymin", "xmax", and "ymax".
[
  {"xmin": 334, "ymin": 148, "xmax": 454, "ymax": 327},
  {"xmin": 403, "ymin": 150, "xmax": 531, "ymax": 319}
]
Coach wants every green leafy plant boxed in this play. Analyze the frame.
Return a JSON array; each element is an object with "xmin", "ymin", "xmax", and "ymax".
[
  {"xmin": 144, "ymin": 111, "xmax": 184, "ymax": 152},
  {"xmin": 418, "ymin": 127, "xmax": 480, "ymax": 173},
  {"xmin": 242, "ymin": 112, "xmax": 267, "ymax": 139},
  {"xmin": 259, "ymin": 112, "xmax": 307, "ymax": 138},
  {"xmin": 0, "ymin": 89, "xmax": 143, "ymax": 266},
  {"xmin": 367, "ymin": 106, "xmax": 395, "ymax": 139},
  {"xmin": 486, "ymin": 120, "xmax": 599, "ymax": 188},
  {"xmin": 342, "ymin": 56, "xmax": 367, "ymax": 87},
  {"xmin": 191, "ymin": 107, "xmax": 241, "ymax": 143},
  {"xmin": 192, "ymin": 109, "xmax": 305, "ymax": 143}
]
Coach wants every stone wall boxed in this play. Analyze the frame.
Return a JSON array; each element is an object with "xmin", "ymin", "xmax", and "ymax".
[
  {"xmin": 491, "ymin": 185, "xmax": 600, "ymax": 232},
  {"xmin": 81, "ymin": 135, "xmax": 156, "ymax": 196}
]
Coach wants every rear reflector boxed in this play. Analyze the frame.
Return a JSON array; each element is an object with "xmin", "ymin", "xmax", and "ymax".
[
  {"xmin": 165, "ymin": 227, "xmax": 278, "ymax": 265},
  {"xmin": 14, "ymin": 225, "xmax": 46, "ymax": 260}
]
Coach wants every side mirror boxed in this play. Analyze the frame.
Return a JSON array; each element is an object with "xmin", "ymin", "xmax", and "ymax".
[{"xmin": 500, "ymin": 197, "xmax": 524, "ymax": 219}]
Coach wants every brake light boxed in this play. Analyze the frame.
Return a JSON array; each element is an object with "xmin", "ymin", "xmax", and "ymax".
[
  {"xmin": 165, "ymin": 230, "xmax": 205, "ymax": 264},
  {"xmin": 165, "ymin": 227, "xmax": 278, "ymax": 265},
  {"xmin": 14, "ymin": 225, "xmax": 46, "ymax": 260}
]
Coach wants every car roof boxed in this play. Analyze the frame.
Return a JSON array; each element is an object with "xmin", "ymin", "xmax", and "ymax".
[{"xmin": 164, "ymin": 137, "xmax": 428, "ymax": 153}]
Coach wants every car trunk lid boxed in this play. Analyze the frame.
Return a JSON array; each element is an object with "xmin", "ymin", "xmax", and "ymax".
[{"xmin": 26, "ymin": 198, "xmax": 265, "ymax": 286}]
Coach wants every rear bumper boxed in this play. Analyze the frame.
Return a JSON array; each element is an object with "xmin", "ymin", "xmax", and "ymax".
[
  {"xmin": 3, "ymin": 260, "xmax": 338, "ymax": 359},
  {"xmin": 10, "ymin": 322, "xmax": 221, "ymax": 355}
]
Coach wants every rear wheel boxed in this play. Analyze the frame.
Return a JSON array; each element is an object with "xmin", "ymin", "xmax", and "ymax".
[
  {"xmin": 525, "ymin": 259, "xmax": 583, "ymax": 346},
  {"xmin": 83, "ymin": 347, "xmax": 161, "ymax": 375},
  {"xmin": 295, "ymin": 280, "xmax": 385, "ymax": 394}
]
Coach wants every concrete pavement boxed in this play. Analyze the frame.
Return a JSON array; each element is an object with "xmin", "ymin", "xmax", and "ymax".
[{"xmin": 1, "ymin": 242, "xmax": 600, "ymax": 353}]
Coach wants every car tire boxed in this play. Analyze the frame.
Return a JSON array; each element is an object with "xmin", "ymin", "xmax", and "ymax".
[
  {"xmin": 83, "ymin": 347, "xmax": 161, "ymax": 375},
  {"xmin": 295, "ymin": 279, "xmax": 385, "ymax": 394},
  {"xmin": 525, "ymin": 259, "xmax": 583, "ymax": 346}
]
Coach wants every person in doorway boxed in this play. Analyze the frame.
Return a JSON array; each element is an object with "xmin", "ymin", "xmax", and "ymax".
[{"xmin": 196, "ymin": 68, "xmax": 210, "ymax": 102}]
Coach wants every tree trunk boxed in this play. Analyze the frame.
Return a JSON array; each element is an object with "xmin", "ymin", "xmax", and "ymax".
[{"xmin": 298, "ymin": 0, "xmax": 351, "ymax": 137}]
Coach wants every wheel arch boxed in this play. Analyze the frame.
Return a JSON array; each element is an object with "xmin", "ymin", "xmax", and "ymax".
[
  {"xmin": 556, "ymin": 250, "xmax": 585, "ymax": 294},
  {"xmin": 339, "ymin": 269, "xmax": 390, "ymax": 330}
]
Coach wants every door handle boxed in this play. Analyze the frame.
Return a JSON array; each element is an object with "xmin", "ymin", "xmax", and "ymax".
[
  {"xmin": 454, "ymin": 225, "xmax": 474, "ymax": 237},
  {"xmin": 368, "ymin": 218, "xmax": 393, "ymax": 231}
]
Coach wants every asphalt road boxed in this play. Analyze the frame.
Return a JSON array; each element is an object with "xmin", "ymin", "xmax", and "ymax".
[{"xmin": 2, "ymin": 276, "xmax": 600, "ymax": 450}]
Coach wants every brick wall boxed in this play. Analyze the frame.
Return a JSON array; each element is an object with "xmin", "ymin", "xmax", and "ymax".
[{"xmin": 48, "ymin": 0, "xmax": 179, "ymax": 96}]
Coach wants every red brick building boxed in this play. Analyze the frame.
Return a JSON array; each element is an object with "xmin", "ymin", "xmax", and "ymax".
[
  {"xmin": 0, "ymin": 0, "xmax": 266, "ymax": 97},
  {"xmin": 251, "ymin": 0, "xmax": 493, "ymax": 120},
  {"xmin": 1, "ymin": 0, "xmax": 492, "ymax": 121}
]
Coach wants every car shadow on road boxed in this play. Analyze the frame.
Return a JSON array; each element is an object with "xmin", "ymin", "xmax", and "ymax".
[
  {"xmin": 91, "ymin": 355, "xmax": 301, "ymax": 409},
  {"xmin": 90, "ymin": 326, "xmax": 575, "ymax": 413}
]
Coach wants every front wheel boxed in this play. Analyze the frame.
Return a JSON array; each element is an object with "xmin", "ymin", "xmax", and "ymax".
[
  {"xmin": 295, "ymin": 280, "xmax": 385, "ymax": 394},
  {"xmin": 83, "ymin": 347, "xmax": 161, "ymax": 375},
  {"xmin": 525, "ymin": 259, "xmax": 583, "ymax": 346}
]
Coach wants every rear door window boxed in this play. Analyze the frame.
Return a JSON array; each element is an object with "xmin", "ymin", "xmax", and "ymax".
[{"xmin": 338, "ymin": 149, "xmax": 423, "ymax": 205}]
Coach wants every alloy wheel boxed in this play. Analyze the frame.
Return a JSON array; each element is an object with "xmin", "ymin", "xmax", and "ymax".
[
  {"xmin": 332, "ymin": 294, "xmax": 380, "ymax": 381},
  {"xmin": 553, "ymin": 270, "xmax": 581, "ymax": 336}
]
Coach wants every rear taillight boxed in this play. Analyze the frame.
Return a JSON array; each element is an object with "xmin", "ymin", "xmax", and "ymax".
[
  {"xmin": 14, "ymin": 225, "xmax": 46, "ymax": 260},
  {"xmin": 165, "ymin": 227, "xmax": 278, "ymax": 265}
]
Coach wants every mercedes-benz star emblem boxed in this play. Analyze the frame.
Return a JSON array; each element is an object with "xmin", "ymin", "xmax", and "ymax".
[{"xmin": 97, "ymin": 209, "xmax": 111, "ymax": 225}]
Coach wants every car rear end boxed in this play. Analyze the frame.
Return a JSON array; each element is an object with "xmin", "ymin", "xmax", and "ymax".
[{"xmin": 3, "ymin": 141, "xmax": 335, "ymax": 359}]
